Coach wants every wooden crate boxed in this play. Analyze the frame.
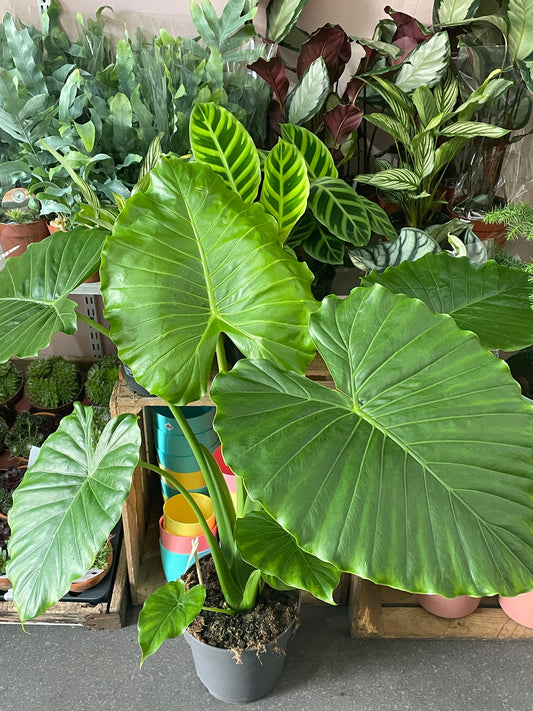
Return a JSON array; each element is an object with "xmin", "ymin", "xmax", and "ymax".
[
  {"xmin": 0, "ymin": 539, "xmax": 129, "ymax": 629},
  {"xmin": 349, "ymin": 577, "xmax": 533, "ymax": 639},
  {"xmin": 110, "ymin": 355, "xmax": 336, "ymax": 606}
]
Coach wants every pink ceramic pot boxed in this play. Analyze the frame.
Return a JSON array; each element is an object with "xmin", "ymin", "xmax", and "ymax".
[
  {"xmin": 498, "ymin": 590, "xmax": 533, "ymax": 628},
  {"xmin": 415, "ymin": 593, "xmax": 481, "ymax": 619}
]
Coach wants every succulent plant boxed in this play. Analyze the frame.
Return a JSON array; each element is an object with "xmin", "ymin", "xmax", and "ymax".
[
  {"xmin": 0, "ymin": 361, "xmax": 23, "ymax": 403},
  {"xmin": 85, "ymin": 356, "xmax": 120, "ymax": 408},
  {"xmin": 5, "ymin": 411, "xmax": 59, "ymax": 459},
  {"xmin": 0, "ymin": 548, "xmax": 8, "ymax": 575},
  {"xmin": 0, "ymin": 417, "xmax": 8, "ymax": 451},
  {"xmin": 2, "ymin": 206, "xmax": 40, "ymax": 224},
  {"xmin": 25, "ymin": 356, "xmax": 81, "ymax": 409}
]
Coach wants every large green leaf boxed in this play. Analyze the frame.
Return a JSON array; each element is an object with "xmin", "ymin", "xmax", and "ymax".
[
  {"xmin": 286, "ymin": 58, "xmax": 330, "ymax": 125},
  {"xmin": 190, "ymin": 102, "xmax": 261, "ymax": 204},
  {"xmin": 236, "ymin": 511, "xmax": 341, "ymax": 603},
  {"xmin": 7, "ymin": 405, "xmax": 141, "ymax": 621},
  {"xmin": 362, "ymin": 253, "xmax": 533, "ymax": 351},
  {"xmin": 0, "ymin": 227, "xmax": 107, "ymax": 362},
  {"xmin": 138, "ymin": 581, "xmax": 206, "ymax": 664},
  {"xmin": 395, "ymin": 33, "xmax": 451, "ymax": 92},
  {"xmin": 348, "ymin": 228, "xmax": 440, "ymax": 272},
  {"xmin": 280, "ymin": 124, "xmax": 338, "ymax": 180},
  {"xmin": 212, "ymin": 286, "xmax": 533, "ymax": 598},
  {"xmin": 309, "ymin": 177, "xmax": 371, "ymax": 246},
  {"xmin": 260, "ymin": 139, "xmax": 309, "ymax": 242},
  {"xmin": 102, "ymin": 158, "xmax": 317, "ymax": 405}
]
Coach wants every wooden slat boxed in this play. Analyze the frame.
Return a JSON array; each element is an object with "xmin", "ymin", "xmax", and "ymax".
[{"xmin": 350, "ymin": 578, "xmax": 533, "ymax": 639}]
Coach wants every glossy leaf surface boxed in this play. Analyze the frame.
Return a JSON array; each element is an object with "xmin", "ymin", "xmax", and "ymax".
[
  {"xmin": 395, "ymin": 32, "xmax": 450, "ymax": 92},
  {"xmin": 280, "ymin": 123, "xmax": 338, "ymax": 180},
  {"xmin": 7, "ymin": 404, "xmax": 141, "ymax": 620},
  {"xmin": 212, "ymin": 286, "xmax": 533, "ymax": 598},
  {"xmin": 0, "ymin": 227, "xmax": 107, "ymax": 362},
  {"xmin": 138, "ymin": 581, "xmax": 206, "ymax": 664},
  {"xmin": 362, "ymin": 253, "xmax": 533, "ymax": 351},
  {"xmin": 236, "ymin": 511, "xmax": 341, "ymax": 603},
  {"xmin": 190, "ymin": 102, "xmax": 261, "ymax": 203},
  {"xmin": 103, "ymin": 158, "xmax": 317, "ymax": 405},
  {"xmin": 286, "ymin": 58, "xmax": 329, "ymax": 125},
  {"xmin": 309, "ymin": 177, "xmax": 371, "ymax": 246},
  {"xmin": 348, "ymin": 227, "xmax": 440, "ymax": 271},
  {"xmin": 260, "ymin": 139, "xmax": 309, "ymax": 242}
]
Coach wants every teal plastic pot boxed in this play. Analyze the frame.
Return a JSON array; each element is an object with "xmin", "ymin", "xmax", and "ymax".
[
  {"xmin": 159, "ymin": 516, "xmax": 216, "ymax": 582},
  {"xmin": 157, "ymin": 429, "xmax": 220, "ymax": 472}
]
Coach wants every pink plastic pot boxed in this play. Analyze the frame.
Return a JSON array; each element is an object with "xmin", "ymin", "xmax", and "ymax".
[
  {"xmin": 415, "ymin": 593, "xmax": 481, "ymax": 619},
  {"xmin": 499, "ymin": 590, "xmax": 533, "ymax": 628},
  {"xmin": 213, "ymin": 445, "xmax": 236, "ymax": 494}
]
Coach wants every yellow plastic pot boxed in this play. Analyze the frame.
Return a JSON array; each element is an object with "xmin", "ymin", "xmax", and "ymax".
[{"xmin": 163, "ymin": 492, "xmax": 215, "ymax": 536}]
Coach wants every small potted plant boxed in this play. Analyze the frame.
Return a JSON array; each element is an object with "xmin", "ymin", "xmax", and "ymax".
[
  {"xmin": 5, "ymin": 411, "xmax": 59, "ymax": 461},
  {"xmin": 24, "ymin": 356, "xmax": 82, "ymax": 414},
  {"xmin": 0, "ymin": 361, "xmax": 23, "ymax": 410},
  {"xmin": 85, "ymin": 356, "xmax": 120, "ymax": 409},
  {"xmin": 0, "ymin": 194, "xmax": 49, "ymax": 259}
]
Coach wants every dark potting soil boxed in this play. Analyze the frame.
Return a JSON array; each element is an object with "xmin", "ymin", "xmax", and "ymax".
[{"xmin": 184, "ymin": 556, "xmax": 300, "ymax": 655}]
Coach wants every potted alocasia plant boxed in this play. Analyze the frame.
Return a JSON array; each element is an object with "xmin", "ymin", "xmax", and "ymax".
[{"xmin": 2, "ymin": 148, "xmax": 533, "ymax": 701}]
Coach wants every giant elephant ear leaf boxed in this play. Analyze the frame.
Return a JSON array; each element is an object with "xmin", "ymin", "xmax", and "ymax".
[
  {"xmin": 0, "ymin": 226, "xmax": 107, "ymax": 361},
  {"xmin": 7, "ymin": 404, "xmax": 141, "ymax": 621},
  {"xmin": 102, "ymin": 157, "xmax": 317, "ymax": 405},
  {"xmin": 190, "ymin": 102, "xmax": 261, "ymax": 204},
  {"xmin": 212, "ymin": 285, "xmax": 533, "ymax": 598},
  {"xmin": 363, "ymin": 252, "xmax": 533, "ymax": 351}
]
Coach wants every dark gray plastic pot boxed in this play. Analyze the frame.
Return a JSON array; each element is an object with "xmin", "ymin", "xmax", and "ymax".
[{"xmin": 184, "ymin": 622, "xmax": 295, "ymax": 703}]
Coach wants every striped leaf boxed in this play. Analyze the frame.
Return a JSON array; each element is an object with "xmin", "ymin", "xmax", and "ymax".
[
  {"xmin": 309, "ymin": 177, "xmax": 371, "ymax": 246},
  {"xmin": 365, "ymin": 76, "xmax": 413, "ymax": 130},
  {"xmin": 363, "ymin": 113, "xmax": 411, "ymax": 145},
  {"xmin": 433, "ymin": 69, "xmax": 459, "ymax": 118},
  {"xmin": 286, "ymin": 58, "xmax": 330, "ymax": 125},
  {"xmin": 433, "ymin": 136, "xmax": 469, "ymax": 173},
  {"xmin": 348, "ymin": 228, "xmax": 440, "ymax": 272},
  {"xmin": 302, "ymin": 222, "xmax": 346, "ymax": 265},
  {"xmin": 412, "ymin": 85, "xmax": 439, "ymax": 127},
  {"xmin": 281, "ymin": 124, "xmax": 338, "ymax": 180},
  {"xmin": 356, "ymin": 168, "xmax": 421, "ymax": 193},
  {"xmin": 190, "ymin": 102, "xmax": 261, "ymax": 204},
  {"xmin": 260, "ymin": 140, "xmax": 310, "ymax": 243},
  {"xmin": 359, "ymin": 196, "xmax": 398, "ymax": 242},
  {"xmin": 395, "ymin": 32, "xmax": 451, "ymax": 92},
  {"xmin": 441, "ymin": 121, "xmax": 509, "ymax": 139}
]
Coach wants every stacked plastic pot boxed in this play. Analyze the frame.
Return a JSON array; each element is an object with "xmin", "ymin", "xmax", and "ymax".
[{"xmin": 153, "ymin": 406, "xmax": 219, "ymax": 582}]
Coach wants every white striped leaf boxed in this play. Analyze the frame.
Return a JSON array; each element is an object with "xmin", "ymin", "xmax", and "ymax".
[
  {"xmin": 280, "ymin": 124, "xmax": 338, "ymax": 180},
  {"xmin": 367, "ymin": 76, "xmax": 413, "ymax": 129},
  {"xmin": 363, "ymin": 113, "xmax": 411, "ymax": 145},
  {"xmin": 309, "ymin": 177, "xmax": 371, "ymax": 246},
  {"xmin": 441, "ymin": 121, "xmax": 509, "ymax": 138},
  {"xmin": 260, "ymin": 140, "xmax": 310, "ymax": 243},
  {"xmin": 412, "ymin": 85, "xmax": 439, "ymax": 127},
  {"xmin": 395, "ymin": 32, "xmax": 451, "ymax": 92},
  {"xmin": 433, "ymin": 68, "xmax": 459, "ymax": 117},
  {"xmin": 190, "ymin": 102, "xmax": 261, "ymax": 204},
  {"xmin": 286, "ymin": 58, "xmax": 330, "ymax": 125},
  {"xmin": 356, "ymin": 168, "xmax": 421, "ymax": 193},
  {"xmin": 348, "ymin": 228, "xmax": 440, "ymax": 272}
]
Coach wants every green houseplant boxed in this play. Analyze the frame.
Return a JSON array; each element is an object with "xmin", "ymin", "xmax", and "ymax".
[
  {"xmin": 85, "ymin": 356, "xmax": 120, "ymax": 408},
  {"xmin": 0, "ymin": 360, "xmax": 23, "ymax": 406},
  {"xmin": 24, "ymin": 356, "xmax": 82, "ymax": 411},
  {"xmin": 1, "ymin": 150, "xmax": 533, "ymax": 699},
  {"xmin": 354, "ymin": 67, "xmax": 511, "ymax": 229}
]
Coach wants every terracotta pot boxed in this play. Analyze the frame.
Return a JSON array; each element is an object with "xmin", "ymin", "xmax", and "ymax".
[
  {"xmin": 69, "ymin": 550, "xmax": 113, "ymax": 592},
  {"xmin": 499, "ymin": 590, "xmax": 533, "ymax": 629},
  {"xmin": 415, "ymin": 593, "xmax": 481, "ymax": 619},
  {"xmin": 449, "ymin": 210, "xmax": 506, "ymax": 246},
  {"xmin": 0, "ymin": 218, "xmax": 49, "ymax": 259}
]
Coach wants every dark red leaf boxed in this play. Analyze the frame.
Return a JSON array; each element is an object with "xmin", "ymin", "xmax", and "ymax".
[
  {"xmin": 324, "ymin": 103, "xmax": 363, "ymax": 146},
  {"xmin": 343, "ymin": 76, "xmax": 365, "ymax": 103},
  {"xmin": 296, "ymin": 24, "xmax": 351, "ymax": 84},
  {"xmin": 391, "ymin": 36, "xmax": 420, "ymax": 64},
  {"xmin": 248, "ymin": 56, "xmax": 289, "ymax": 109},
  {"xmin": 385, "ymin": 5, "xmax": 430, "ymax": 43}
]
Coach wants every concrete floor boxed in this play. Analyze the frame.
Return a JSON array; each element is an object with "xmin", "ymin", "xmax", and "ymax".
[{"xmin": 1, "ymin": 604, "xmax": 532, "ymax": 711}]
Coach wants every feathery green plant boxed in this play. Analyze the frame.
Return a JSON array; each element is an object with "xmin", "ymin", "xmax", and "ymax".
[{"xmin": 25, "ymin": 357, "xmax": 81, "ymax": 409}]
